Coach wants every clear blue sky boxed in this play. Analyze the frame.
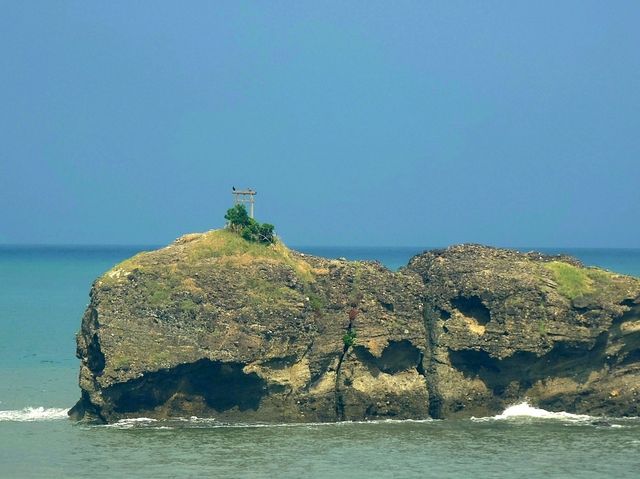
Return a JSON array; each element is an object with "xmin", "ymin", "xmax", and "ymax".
[{"xmin": 1, "ymin": 1, "xmax": 638, "ymax": 247}]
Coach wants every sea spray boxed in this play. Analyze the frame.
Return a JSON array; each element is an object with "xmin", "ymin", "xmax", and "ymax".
[
  {"xmin": 472, "ymin": 401, "xmax": 593, "ymax": 422},
  {"xmin": 0, "ymin": 406, "xmax": 69, "ymax": 422}
]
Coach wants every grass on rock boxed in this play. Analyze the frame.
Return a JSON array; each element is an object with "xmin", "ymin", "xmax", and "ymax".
[
  {"xmin": 544, "ymin": 261, "xmax": 615, "ymax": 300},
  {"xmin": 98, "ymin": 229, "xmax": 315, "ymax": 313}
]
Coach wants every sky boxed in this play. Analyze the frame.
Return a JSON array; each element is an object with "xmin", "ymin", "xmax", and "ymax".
[{"xmin": 1, "ymin": 1, "xmax": 638, "ymax": 247}]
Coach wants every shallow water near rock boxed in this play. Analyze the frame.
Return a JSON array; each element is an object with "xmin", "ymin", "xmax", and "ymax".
[
  {"xmin": 1, "ymin": 246, "xmax": 640, "ymax": 477},
  {"xmin": 2, "ymin": 410, "xmax": 640, "ymax": 478}
]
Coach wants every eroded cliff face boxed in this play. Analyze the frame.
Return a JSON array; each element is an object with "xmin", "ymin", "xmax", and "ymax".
[
  {"xmin": 70, "ymin": 232, "xmax": 640, "ymax": 423},
  {"xmin": 70, "ymin": 230, "xmax": 429, "ymax": 423},
  {"xmin": 407, "ymin": 245, "xmax": 640, "ymax": 418}
]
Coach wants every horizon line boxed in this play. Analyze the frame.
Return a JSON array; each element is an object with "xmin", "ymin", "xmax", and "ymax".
[{"xmin": 1, "ymin": 243, "xmax": 639, "ymax": 251}]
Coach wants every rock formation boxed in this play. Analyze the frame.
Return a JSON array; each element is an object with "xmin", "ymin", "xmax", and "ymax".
[
  {"xmin": 409, "ymin": 245, "xmax": 640, "ymax": 418},
  {"xmin": 70, "ymin": 231, "xmax": 640, "ymax": 423}
]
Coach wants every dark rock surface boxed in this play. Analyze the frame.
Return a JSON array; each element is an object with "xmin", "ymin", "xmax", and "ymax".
[
  {"xmin": 70, "ymin": 233, "xmax": 640, "ymax": 423},
  {"xmin": 407, "ymin": 244, "xmax": 640, "ymax": 418}
]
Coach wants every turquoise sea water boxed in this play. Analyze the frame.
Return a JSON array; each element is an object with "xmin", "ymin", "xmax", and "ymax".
[{"xmin": 1, "ymin": 245, "xmax": 639, "ymax": 478}]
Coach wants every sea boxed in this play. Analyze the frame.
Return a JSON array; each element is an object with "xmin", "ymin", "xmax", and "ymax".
[{"xmin": 1, "ymin": 245, "xmax": 639, "ymax": 478}]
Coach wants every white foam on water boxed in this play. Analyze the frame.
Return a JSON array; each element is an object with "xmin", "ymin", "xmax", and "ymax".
[
  {"xmin": 96, "ymin": 410, "xmax": 638, "ymax": 429},
  {"xmin": 104, "ymin": 417, "xmax": 158, "ymax": 429},
  {"xmin": 117, "ymin": 417, "xmax": 158, "ymax": 423},
  {"xmin": 472, "ymin": 401, "xmax": 593, "ymax": 422},
  {"xmin": 181, "ymin": 417, "xmax": 435, "ymax": 428},
  {"xmin": 101, "ymin": 415, "xmax": 435, "ymax": 429},
  {"xmin": 0, "ymin": 406, "xmax": 69, "ymax": 422}
]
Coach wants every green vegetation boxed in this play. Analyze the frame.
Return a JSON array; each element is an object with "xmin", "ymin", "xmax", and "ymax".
[
  {"xmin": 97, "ymin": 207, "xmax": 316, "ymax": 317},
  {"xmin": 242, "ymin": 221, "xmax": 275, "ymax": 244},
  {"xmin": 343, "ymin": 328, "xmax": 357, "ymax": 348},
  {"xmin": 179, "ymin": 299, "xmax": 199, "ymax": 314},
  {"xmin": 307, "ymin": 293, "xmax": 325, "ymax": 312},
  {"xmin": 149, "ymin": 288, "xmax": 171, "ymax": 306},
  {"xmin": 348, "ymin": 263, "xmax": 365, "ymax": 306},
  {"xmin": 188, "ymin": 229, "xmax": 276, "ymax": 260},
  {"xmin": 225, "ymin": 204, "xmax": 275, "ymax": 244},
  {"xmin": 101, "ymin": 228, "xmax": 314, "ymax": 286},
  {"xmin": 537, "ymin": 305, "xmax": 548, "ymax": 336},
  {"xmin": 111, "ymin": 355, "xmax": 133, "ymax": 370},
  {"xmin": 245, "ymin": 277, "xmax": 302, "ymax": 308},
  {"xmin": 224, "ymin": 203, "xmax": 250, "ymax": 227},
  {"xmin": 544, "ymin": 262, "xmax": 593, "ymax": 299},
  {"xmin": 187, "ymin": 230, "xmax": 315, "ymax": 282},
  {"xmin": 544, "ymin": 261, "xmax": 615, "ymax": 300},
  {"xmin": 137, "ymin": 272, "xmax": 183, "ymax": 307},
  {"xmin": 538, "ymin": 320, "xmax": 546, "ymax": 336},
  {"xmin": 111, "ymin": 345, "xmax": 178, "ymax": 371}
]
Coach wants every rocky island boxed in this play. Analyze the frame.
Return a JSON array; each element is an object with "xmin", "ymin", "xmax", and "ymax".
[{"xmin": 70, "ymin": 230, "xmax": 640, "ymax": 423}]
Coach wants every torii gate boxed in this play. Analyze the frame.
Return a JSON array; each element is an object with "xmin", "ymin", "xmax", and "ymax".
[{"xmin": 232, "ymin": 187, "xmax": 256, "ymax": 218}]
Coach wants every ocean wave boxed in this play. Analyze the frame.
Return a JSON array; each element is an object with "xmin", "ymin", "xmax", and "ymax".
[
  {"xmin": 0, "ymin": 406, "xmax": 69, "ymax": 422},
  {"xmin": 472, "ymin": 402, "xmax": 593, "ymax": 422},
  {"xmin": 100, "ymin": 416, "xmax": 436, "ymax": 429}
]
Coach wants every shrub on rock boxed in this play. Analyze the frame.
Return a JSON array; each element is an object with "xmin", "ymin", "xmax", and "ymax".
[{"xmin": 225, "ymin": 204, "xmax": 275, "ymax": 244}]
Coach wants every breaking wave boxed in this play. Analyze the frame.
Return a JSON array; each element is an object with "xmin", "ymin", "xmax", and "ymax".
[
  {"xmin": 472, "ymin": 402, "xmax": 593, "ymax": 422},
  {"xmin": 0, "ymin": 406, "xmax": 69, "ymax": 422}
]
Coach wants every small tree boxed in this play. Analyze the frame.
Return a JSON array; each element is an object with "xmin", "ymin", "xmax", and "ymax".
[
  {"xmin": 224, "ymin": 204, "xmax": 275, "ymax": 244},
  {"xmin": 225, "ymin": 204, "xmax": 250, "ymax": 231},
  {"xmin": 240, "ymin": 217, "xmax": 260, "ymax": 242},
  {"xmin": 257, "ymin": 223, "xmax": 275, "ymax": 244},
  {"xmin": 343, "ymin": 329, "xmax": 357, "ymax": 348}
]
